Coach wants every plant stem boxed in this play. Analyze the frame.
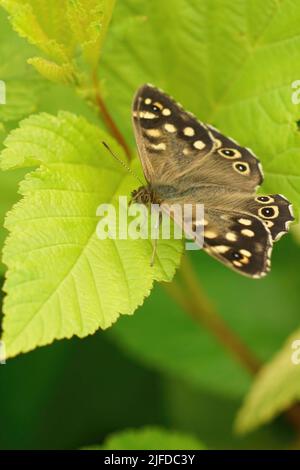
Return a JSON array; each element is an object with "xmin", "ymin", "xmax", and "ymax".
[
  {"xmin": 164, "ymin": 254, "xmax": 261, "ymax": 374},
  {"xmin": 92, "ymin": 70, "xmax": 131, "ymax": 160}
]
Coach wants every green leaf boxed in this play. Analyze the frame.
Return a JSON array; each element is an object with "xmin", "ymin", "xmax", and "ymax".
[
  {"xmin": 0, "ymin": 78, "xmax": 41, "ymax": 122},
  {"xmin": 235, "ymin": 328, "xmax": 300, "ymax": 435},
  {"xmin": 0, "ymin": 0, "xmax": 116, "ymax": 80},
  {"xmin": 102, "ymin": 0, "xmax": 300, "ymax": 216},
  {"xmin": 67, "ymin": 0, "xmax": 116, "ymax": 67},
  {"xmin": 0, "ymin": 0, "xmax": 73, "ymax": 63},
  {"xmin": 0, "ymin": 9, "xmax": 44, "ymax": 273},
  {"xmin": 27, "ymin": 57, "xmax": 75, "ymax": 85},
  {"xmin": 84, "ymin": 427, "xmax": 205, "ymax": 450},
  {"xmin": 291, "ymin": 222, "xmax": 300, "ymax": 244},
  {"xmin": 0, "ymin": 168, "xmax": 27, "ymax": 275},
  {"xmin": 0, "ymin": 10, "xmax": 42, "ymax": 123},
  {"xmin": 0, "ymin": 112, "xmax": 182, "ymax": 358}
]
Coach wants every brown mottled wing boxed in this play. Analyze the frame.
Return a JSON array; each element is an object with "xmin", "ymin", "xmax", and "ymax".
[
  {"xmin": 202, "ymin": 208, "xmax": 273, "ymax": 278},
  {"xmin": 235, "ymin": 193, "xmax": 294, "ymax": 241},
  {"xmin": 161, "ymin": 202, "xmax": 273, "ymax": 278},
  {"xmin": 132, "ymin": 85, "xmax": 264, "ymax": 193},
  {"xmin": 132, "ymin": 84, "xmax": 215, "ymax": 184},
  {"xmin": 205, "ymin": 125, "xmax": 264, "ymax": 192}
]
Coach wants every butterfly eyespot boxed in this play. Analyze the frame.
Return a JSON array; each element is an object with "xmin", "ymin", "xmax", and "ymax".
[
  {"xmin": 231, "ymin": 251, "xmax": 243, "ymax": 260},
  {"xmin": 218, "ymin": 148, "xmax": 241, "ymax": 159},
  {"xmin": 233, "ymin": 161, "xmax": 250, "ymax": 175},
  {"xmin": 258, "ymin": 205, "xmax": 279, "ymax": 219},
  {"xmin": 256, "ymin": 196, "xmax": 274, "ymax": 203},
  {"xmin": 150, "ymin": 104, "xmax": 160, "ymax": 113}
]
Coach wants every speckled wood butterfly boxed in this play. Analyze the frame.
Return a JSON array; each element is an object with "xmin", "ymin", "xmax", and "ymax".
[{"xmin": 131, "ymin": 84, "xmax": 294, "ymax": 278}]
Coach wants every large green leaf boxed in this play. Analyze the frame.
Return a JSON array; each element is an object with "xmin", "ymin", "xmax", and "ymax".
[
  {"xmin": 85, "ymin": 427, "xmax": 205, "ymax": 450},
  {"xmin": 0, "ymin": 8, "xmax": 42, "ymax": 122},
  {"xmin": 0, "ymin": 112, "xmax": 182, "ymax": 357},
  {"xmin": 235, "ymin": 328, "xmax": 300, "ymax": 434},
  {"xmin": 0, "ymin": 8, "xmax": 43, "ymax": 275},
  {"xmin": 0, "ymin": 168, "xmax": 27, "ymax": 275},
  {"xmin": 102, "ymin": 0, "xmax": 300, "ymax": 215}
]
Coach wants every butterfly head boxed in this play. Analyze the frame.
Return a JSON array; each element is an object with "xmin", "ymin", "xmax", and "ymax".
[{"xmin": 131, "ymin": 184, "xmax": 158, "ymax": 205}]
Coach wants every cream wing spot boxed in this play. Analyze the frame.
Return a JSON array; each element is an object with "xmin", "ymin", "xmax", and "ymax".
[
  {"xmin": 212, "ymin": 138, "xmax": 222, "ymax": 149},
  {"xmin": 213, "ymin": 245, "xmax": 230, "ymax": 253},
  {"xmin": 241, "ymin": 229, "xmax": 255, "ymax": 237},
  {"xmin": 233, "ymin": 261, "xmax": 242, "ymax": 267},
  {"xmin": 240, "ymin": 249, "xmax": 252, "ymax": 258},
  {"xmin": 193, "ymin": 140, "xmax": 206, "ymax": 150},
  {"xmin": 150, "ymin": 142, "xmax": 166, "ymax": 151},
  {"xmin": 205, "ymin": 230, "xmax": 218, "ymax": 239},
  {"xmin": 145, "ymin": 98, "xmax": 152, "ymax": 105},
  {"xmin": 183, "ymin": 127, "xmax": 195, "ymax": 136},
  {"xmin": 162, "ymin": 108, "xmax": 171, "ymax": 116},
  {"xmin": 238, "ymin": 218, "xmax": 252, "ymax": 226},
  {"xmin": 139, "ymin": 111, "xmax": 157, "ymax": 119},
  {"xmin": 225, "ymin": 232, "xmax": 237, "ymax": 242},
  {"xmin": 146, "ymin": 128, "xmax": 161, "ymax": 137},
  {"xmin": 164, "ymin": 123, "xmax": 177, "ymax": 133},
  {"xmin": 264, "ymin": 220, "xmax": 274, "ymax": 228},
  {"xmin": 153, "ymin": 101, "xmax": 163, "ymax": 110}
]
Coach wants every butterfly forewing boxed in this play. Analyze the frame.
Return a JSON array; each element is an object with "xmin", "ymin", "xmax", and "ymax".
[{"xmin": 133, "ymin": 84, "xmax": 214, "ymax": 185}]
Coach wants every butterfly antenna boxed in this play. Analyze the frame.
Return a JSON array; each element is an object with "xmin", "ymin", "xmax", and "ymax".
[{"xmin": 101, "ymin": 141, "xmax": 144, "ymax": 185}]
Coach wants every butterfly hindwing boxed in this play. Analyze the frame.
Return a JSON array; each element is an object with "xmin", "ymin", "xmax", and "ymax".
[
  {"xmin": 239, "ymin": 194, "xmax": 295, "ymax": 241},
  {"xmin": 200, "ymin": 209, "xmax": 273, "ymax": 278}
]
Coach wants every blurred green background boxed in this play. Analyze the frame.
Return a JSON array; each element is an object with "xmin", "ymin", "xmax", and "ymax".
[{"xmin": 1, "ymin": 0, "xmax": 300, "ymax": 450}]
